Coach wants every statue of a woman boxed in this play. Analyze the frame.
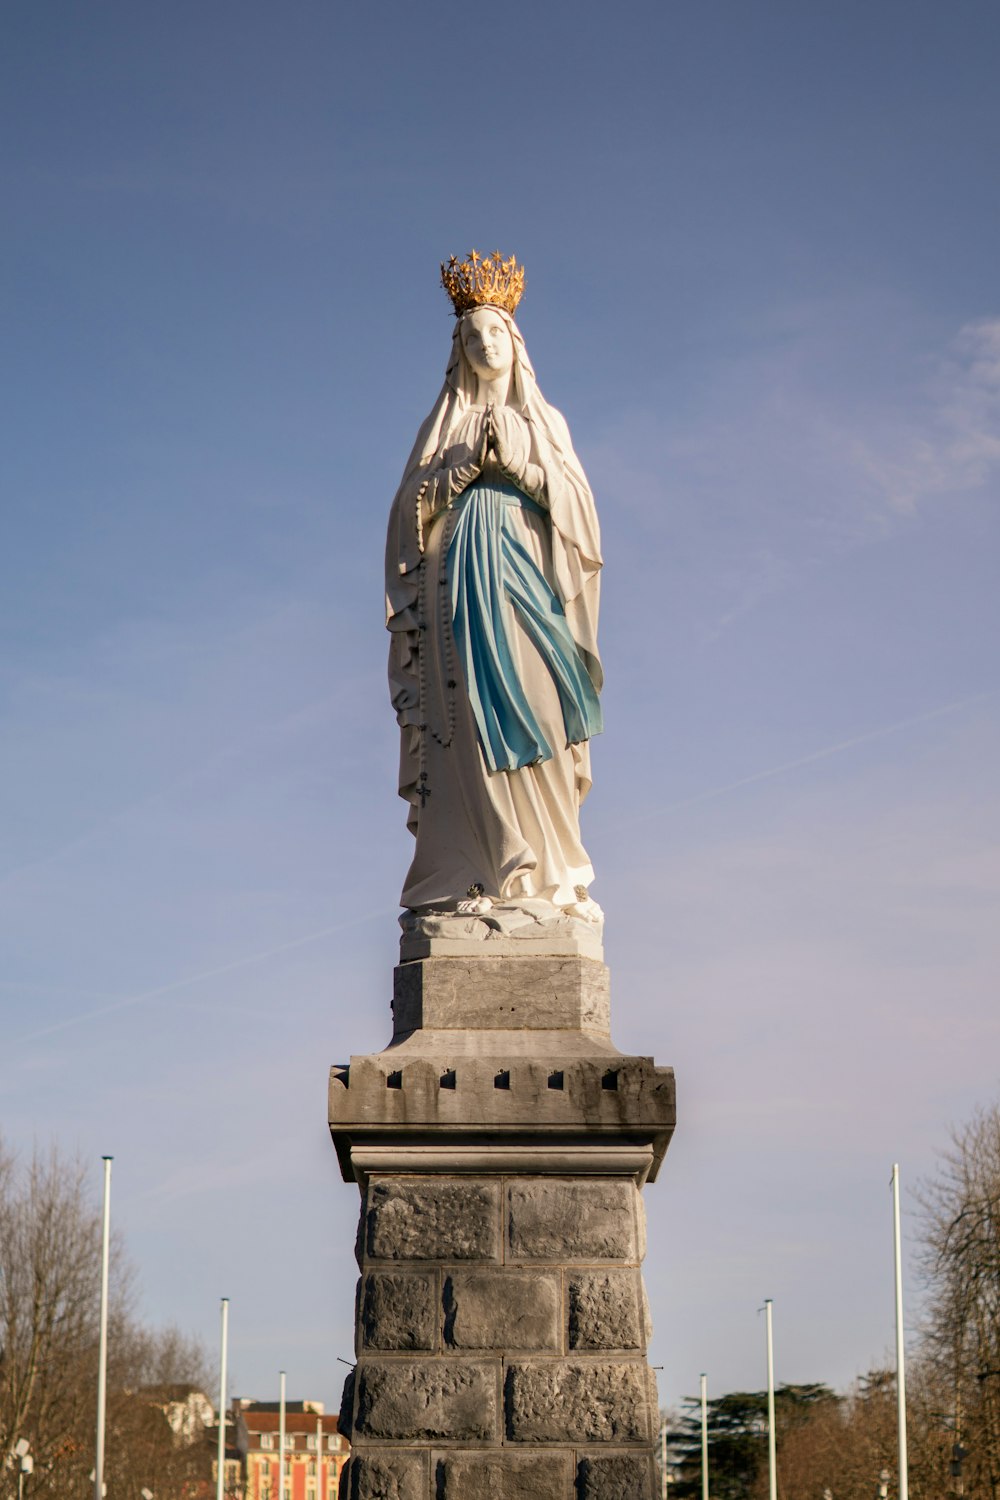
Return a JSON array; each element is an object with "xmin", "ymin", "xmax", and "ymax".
[{"xmin": 386, "ymin": 252, "xmax": 603, "ymax": 928}]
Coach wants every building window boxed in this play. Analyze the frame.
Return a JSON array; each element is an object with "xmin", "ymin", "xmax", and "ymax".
[
  {"xmin": 260, "ymin": 1433, "xmax": 273, "ymax": 1449},
  {"xmin": 307, "ymin": 1434, "xmax": 317, "ymax": 1450},
  {"xmin": 285, "ymin": 1436, "xmax": 296, "ymax": 1450}
]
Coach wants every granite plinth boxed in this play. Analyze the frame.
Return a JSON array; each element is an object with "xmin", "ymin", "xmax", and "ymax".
[{"xmin": 331, "ymin": 952, "xmax": 672, "ymax": 1499}]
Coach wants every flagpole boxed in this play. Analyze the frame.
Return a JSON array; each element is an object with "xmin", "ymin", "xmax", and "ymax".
[
  {"xmin": 765, "ymin": 1299, "xmax": 777, "ymax": 1500},
  {"xmin": 94, "ymin": 1157, "xmax": 112, "ymax": 1500},
  {"xmin": 660, "ymin": 1416, "xmax": 668, "ymax": 1500},
  {"xmin": 700, "ymin": 1372, "xmax": 709, "ymax": 1500},
  {"xmin": 216, "ymin": 1298, "xmax": 229, "ymax": 1500},
  {"xmin": 892, "ymin": 1165, "xmax": 910, "ymax": 1500},
  {"xmin": 279, "ymin": 1369, "xmax": 286, "ymax": 1500},
  {"xmin": 317, "ymin": 1412, "xmax": 324, "ymax": 1500}
]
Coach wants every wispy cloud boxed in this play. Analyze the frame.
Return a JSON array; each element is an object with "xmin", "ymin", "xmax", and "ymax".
[
  {"xmin": 585, "ymin": 311, "xmax": 1000, "ymax": 644},
  {"xmin": 856, "ymin": 318, "xmax": 1000, "ymax": 513}
]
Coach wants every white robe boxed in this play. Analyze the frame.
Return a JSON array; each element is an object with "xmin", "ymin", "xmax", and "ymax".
[{"xmin": 386, "ymin": 314, "xmax": 602, "ymax": 912}]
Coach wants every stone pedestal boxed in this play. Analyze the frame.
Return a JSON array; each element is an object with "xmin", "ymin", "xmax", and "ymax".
[{"xmin": 329, "ymin": 956, "xmax": 675, "ymax": 1500}]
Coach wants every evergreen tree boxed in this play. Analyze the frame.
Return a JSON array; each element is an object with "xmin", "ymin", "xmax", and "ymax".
[{"xmin": 668, "ymin": 1384, "xmax": 838, "ymax": 1500}]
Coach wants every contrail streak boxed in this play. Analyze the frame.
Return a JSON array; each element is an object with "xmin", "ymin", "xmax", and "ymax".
[
  {"xmin": 13, "ymin": 907, "xmax": 392, "ymax": 1046},
  {"xmin": 623, "ymin": 689, "xmax": 991, "ymax": 824},
  {"xmin": 0, "ymin": 693, "xmax": 337, "ymax": 892}
]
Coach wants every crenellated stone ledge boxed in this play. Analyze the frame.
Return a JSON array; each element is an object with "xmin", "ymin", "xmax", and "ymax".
[{"xmin": 328, "ymin": 1053, "xmax": 675, "ymax": 1186}]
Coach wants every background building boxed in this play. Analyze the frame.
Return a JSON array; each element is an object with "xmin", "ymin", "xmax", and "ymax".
[{"xmin": 238, "ymin": 1399, "xmax": 347, "ymax": 1500}]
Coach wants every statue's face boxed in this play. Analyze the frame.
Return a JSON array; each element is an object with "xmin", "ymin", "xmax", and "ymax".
[{"xmin": 461, "ymin": 307, "xmax": 514, "ymax": 383}]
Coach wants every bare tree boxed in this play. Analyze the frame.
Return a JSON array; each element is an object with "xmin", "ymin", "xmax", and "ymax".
[
  {"xmin": 0, "ymin": 1140, "xmax": 211, "ymax": 1498},
  {"xmin": 0, "ymin": 1143, "xmax": 123, "ymax": 1494},
  {"xmin": 920, "ymin": 1104, "xmax": 1000, "ymax": 1500},
  {"xmin": 743, "ymin": 1368, "xmax": 952, "ymax": 1500}
]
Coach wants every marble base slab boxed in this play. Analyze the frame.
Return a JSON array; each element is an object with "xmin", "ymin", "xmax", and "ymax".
[{"xmin": 399, "ymin": 900, "xmax": 604, "ymax": 964}]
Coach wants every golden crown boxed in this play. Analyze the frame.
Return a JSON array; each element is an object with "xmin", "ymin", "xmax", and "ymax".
[{"xmin": 441, "ymin": 249, "xmax": 525, "ymax": 317}]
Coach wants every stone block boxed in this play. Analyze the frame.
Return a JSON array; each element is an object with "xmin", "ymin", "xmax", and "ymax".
[
  {"xmin": 391, "ymin": 956, "xmax": 610, "ymax": 1034},
  {"xmin": 366, "ymin": 1179, "xmax": 500, "ymax": 1262},
  {"xmin": 578, "ymin": 1451, "xmax": 657, "ymax": 1499},
  {"xmin": 647, "ymin": 1362, "xmax": 661, "ymax": 1421},
  {"xmin": 355, "ymin": 1202, "xmax": 366, "ymax": 1270},
  {"xmin": 508, "ymin": 1180, "xmax": 637, "ymax": 1262},
  {"xmin": 635, "ymin": 1188, "xmax": 648, "ymax": 1261},
  {"xmin": 361, "ymin": 1272, "xmax": 436, "ymax": 1351},
  {"xmin": 355, "ymin": 1359, "xmax": 498, "ymax": 1441},
  {"xmin": 342, "ymin": 1450, "xmax": 429, "ymax": 1500},
  {"xmin": 435, "ymin": 1449, "xmax": 571, "ymax": 1498},
  {"xmin": 568, "ymin": 1269, "xmax": 644, "ymax": 1351},
  {"xmin": 505, "ymin": 1360, "xmax": 652, "ymax": 1443},
  {"xmin": 338, "ymin": 1367, "xmax": 356, "ymax": 1442},
  {"xmin": 444, "ymin": 1269, "xmax": 560, "ymax": 1351}
]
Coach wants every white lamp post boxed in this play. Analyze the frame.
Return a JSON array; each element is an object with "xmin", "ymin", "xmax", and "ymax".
[{"xmin": 14, "ymin": 1440, "xmax": 33, "ymax": 1500}]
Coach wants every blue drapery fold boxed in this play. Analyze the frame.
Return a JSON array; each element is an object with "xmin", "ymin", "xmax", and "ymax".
[{"xmin": 449, "ymin": 479, "xmax": 603, "ymax": 773}]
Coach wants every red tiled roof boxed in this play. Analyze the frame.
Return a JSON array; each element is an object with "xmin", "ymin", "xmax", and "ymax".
[{"xmin": 244, "ymin": 1412, "xmax": 340, "ymax": 1435}]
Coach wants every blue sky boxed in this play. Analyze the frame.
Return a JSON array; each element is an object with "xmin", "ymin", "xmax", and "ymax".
[{"xmin": 3, "ymin": 0, "xmax": 999, "ymax": 1418}]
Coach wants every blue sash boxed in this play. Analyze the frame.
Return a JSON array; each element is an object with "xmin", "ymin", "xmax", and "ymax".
[{"xmin": 449, "ymin": 479, "xmax": 603, "ymax": 773}]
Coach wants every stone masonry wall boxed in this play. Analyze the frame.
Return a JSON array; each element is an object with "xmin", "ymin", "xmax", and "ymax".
[{"xmin": 339, "ymin": 1174, "xmax": 659, "ymax": 1500}]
